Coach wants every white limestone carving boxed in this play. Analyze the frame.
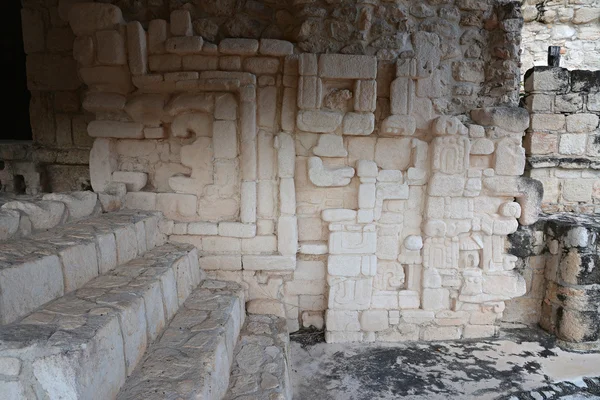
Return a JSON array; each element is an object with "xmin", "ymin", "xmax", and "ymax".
[{"xmin": 308, "ymin": 157, "xmax": 355, "ymax": 187}]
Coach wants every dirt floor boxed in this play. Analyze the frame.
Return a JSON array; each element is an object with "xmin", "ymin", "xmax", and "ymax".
[{"xmin": 290, "ymin": 325, "xmax": 600, "ymax": 400}]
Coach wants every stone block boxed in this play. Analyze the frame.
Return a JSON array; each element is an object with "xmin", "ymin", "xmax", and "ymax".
[
  {"xmin": 343, "ymin": 113, "xmax": 375, "ymax": 136},
  {"xmin": 566, "ymin": 114, "xmax": 599, "ymax": 133},
  {"xmin": 259, "ymin": 39, "xmax": 293, "ymax": 56},
  {"xmin": 148, "ymin": 19, "xmax": 167, "ymax": 55},
  {"xmin": 299, "ymin": 53, "xmax": 318, "ymax": 76},
  {"xmin": 322, "ymin": 209, "xmax": 357, "ymax": 222},
  {"xmin": 297, "ymin": 76, "xmax": 323, "ymax": 110},
  {"xmin": 242, "ymin": 255, "xmax": 296, "ymax": 271},
  {"xmin": 318, "ymin": 54, "xmax": 377, "ymax": 79},
  {"xmin": 329, "ymin": 230, "xmax": 377, "ymax": 255},
  {"xmin": 0, "ymin": 255, "xmax": 64, "ymax": 324},
  {"xmin": 313, "ymin": 134, "xmax": 347, "ymax": 157},
  {"xmin": 83, "ymin": 92, "xmax": 126, "ymax": 113},
  {"xmin": 213, "ymin": 120, "xmax": 238, "ymax": 159},
  {"xmin": 354, "ymin": 80, "xmax": 377, "ymax": 112},
  {"xmin": 421, "ymin": 326, "xmax": 462, "ymax": 341},
  {"xmin": 165, "ymin": 36, "xmax": 204, "ymax": 55},
  {"xmin": 527, "ymin": 132, "xmax": 558, "ymax": 155},
  {"xmin": 96, "ymin": 30, "xmax": 126, "ymax": 65},
  {"xmin": 170, "ymin": 10, "xmax": 192, "ymax": 36},
  {"xmin": 59, "ymin": 242, "xmax": 99, "ymax": 291},
  {"xmin": 562, "ymin": 180, "xmax": 593, "ymax": 202},
  {"xmin": 218, "ymin": 222, "xmax": 256, "ymax": 238},
  {"xmin": 73, "ymin": 36, "xmax": 94, "ymax": 66},
  {"xmin": 380, "ymin": 115, "xmax": 417, "ymax": 137},
  {"xmin": 422, "ymin": 288, "xmax": 450, "ymax": 310},
  {"xmin": 326, "ymin": 310, "xmax": 360, "ymax": 331},
  {"xmin": 2, "ymin": 200, "xmax": 67, "ymax": 231},
  {"xmin": 470, "ymin": 107, "xmax": 530, "ymax": 133},
  {"xmin": 156, "ymin": 193, "xmax": 197, "ymax": 219},
  {"xmin": 278, "ymin": 216, "xmax": 298, "ymax": 256},
  {"xmin": 360, "ymin": 310, "xmax": 389, "ymax": 332},
  {"xmin": 219, "ymin": 38, "xmax": 259, "ymax": 55},
  {"xmin": 127, "ymin": 21, "xmax": 148, "ymax": 75},
  {"xmin": 43, "ymin": 191, "xmax": 98, "ymax": 220},
  {"xmin": 308, "ymin": 157, "xmax": 355, "ymax": 187},
  {"xmin": 68, "ymin": 3, "xmax": 123, "ymax": 36},
  {"xmin": 215, "ymin": 93, "xmax": 237, "ymax": 121},
  {"xmin": 149, "ymin": 54, "xmax": 182, "ymax": 72},
  {"xmin": 524, "ymin": 67, "xmax": 570, "ymax": 93},
  {"xmin": 279, "ymin": 178, "xmax": 296, "ymax": 216},
  {"xmin": 112, "ymin": 171, "xmax": 148, "ymax": 192},
  {"xmin": 559, "ymin": 134, "xmax": 587, "ymax": 155},
  {"xmin": 88, "ymin": 121, "xmax": 144, "ymax": 139}
]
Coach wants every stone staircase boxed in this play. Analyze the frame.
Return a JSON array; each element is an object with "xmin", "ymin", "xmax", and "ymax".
[{"xmin": 0, "ymin": 207, "xmax": 292, "ymax": 399}]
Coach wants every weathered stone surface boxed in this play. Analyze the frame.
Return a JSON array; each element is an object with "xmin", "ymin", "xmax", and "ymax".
[
  {"xmin": 42, "ymin": 191, "xmax": 98, "ymax": 220},
  {"xmin": 471, "ymin": 107, "xmax": 530, "ymax": 133},
  {"xmin": 297, "ymin": 110, "xmax": 342, "ymax": 133},
  {"xmin": 343, "ymin": 113, "xmax": 375, "ymax": 136},
  {"xmin": 318, "ymin": 54, "xmax": 377, "ymax": 79},
  {"xmin": 88, "ymin": 121, "xmax": 144, "ymax": 139},
  {"xmin": 127, "ymin": 21, "xmax": 147, "ymax": 75},
  {"xmin": 219, "ymin": 38, "xmax": 259, "ymax": 55},
  {"xmin": 69, "ymin": 3, "xmax": 123, "ymax": 36},
  {"xmin": 308, "ymin": 157, "xmax": 355, "ymax": 187}
]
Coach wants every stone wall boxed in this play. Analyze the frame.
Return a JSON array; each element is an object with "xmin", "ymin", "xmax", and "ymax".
[
  {"xmin": 10, "ymin": 0, "xmax": 544, "ymax": 343},
  {"xmin": 523, "ymin": 66, "xmax": 600, "ymax": 214},
  {"xmin": 20, "ymin": 1, "xmax": 93, "ymax": 192},
  {"xmin": 507, "ymin": 214, "xmax": 600, "ymax": 351},
  {"xmin": 521, "ymin": 0, "xmax": 600, "ymax": 74}
]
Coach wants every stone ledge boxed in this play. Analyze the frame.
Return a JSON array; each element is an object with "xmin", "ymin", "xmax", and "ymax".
[
  {"xmin": 225, "ymin": 314, "xmax": 292, "ymax": 400},
  {"xmin": 0, "ymin": 242, "xmax": 200, "ymax": 399},
  {"xmin": 117, "ymin": 279, "xmax": 245, "ymax": 400},
  {"xmin": 0, "ymin": 210, "xmax": 163, "ymax": 324}
]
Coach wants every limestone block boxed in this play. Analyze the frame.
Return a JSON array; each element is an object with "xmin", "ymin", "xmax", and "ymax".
[
  {"xmin": 244, "ymin": 57, "xmax": 280, "ymax": 75},
  {"xmin": 354, "ymin": 80, "xmax": 377, "ymax": 112},
  {"xmin": 360, "ymin": 310, "xmax": 389, "ymax": 332},
  {"xmin": 329, "ymin": 229, "xmax": 377, "ymax": 255},
  {"xmin": 495, "ymin": 138, "xmax": 526, "ymax": 176},
  {"xmin": 83, "ymin": 93, "xmax": 126, "ymax": 113},
  {"xmin": 374, "ymin": 138, "xmax": 412, "ymax": 170},
  {"xmin": 259, "ymin": 39, "xmax": 293, "ymax": 56},
  {"xmin": 148, "ymin": 19, "xmax": 167, "ymax": 55},
  {"xmin": 299, "ymin": 53, "xmax": 318, "ymax": 76},
  {"xmin": 471, "ymin": 138, "xmax": 495, "ymax": 155},
  {"xmin": 219, "ymin": 38, "xmax": 259, "ymax": 55},
  {"xmin": 242, "ymin": 235, "xmax": 277, "ymax": 254},
  {"xmin": 326, "ymin": 310, "xmax": 360, "ymax": 331},
  {"xmin": 421, "ymin": 326, "xmax": 461, "ymax": 341},
  {"xmin": 95, "ymin": 30, "xmax": 126, "ymax": 66},
  {"xmin": 343, "ymin": 113, "xmax": 375, "ymax": 136},
  {"xmin": 0, "ymin": 209, "xmax": 20, "ymax": 240},
  {"xmin": 359, "ymin": 183, "xmax": 376, "ymax": 209},
  {"xmin": 318, "ymin": 54, "xmax": 377, "ymax": 79},
  {"xmin": 428, "ymin": 173, "xmax": 465, "ymax": 197},
  {"xmin": 212, "ymin": 120, "xmax": 238, "ymax": 159},
  {"xmin": 431, "ymin": 116, "xmax": 468, "ymax": 136},
  {"xmin": 98, "ymin": 182, "xmax": 127, "ymax": 212},
  {"xmin": 165, "ymin": 36, "xmax": 204, "ymax": 55},
  {"xmin": 148, "ymin": 54, "xmax": 182, "ymax": 72},
  {"xmin": 2, "ymin": 200, "xmax": 67, "ymax": 230},
  {"xmin": 112, "ymin": 171, "xmax": 148, "ymax": 192},
  {"xmin": 156, "ymin": 193, "xmax": 197, "ymax": 219},
  {"xmin": 303, "ymin": 311, "xmax": 325, "ymax": 329},
  {"xmin": 276, "ymin": 133, "xmax": 295, "ymax": 178},
  {"xmin": 297, "ymin": 110, "xmax": 343, "ymax": 133},
  {"xmin": 79, "ymin": 65, "xmax": 133, "ymax": 94},
  {"xmin": 125, "ymin": 94, "xmax": 165, "ymax": 127},
  {"xmin": 170, "ymin": 10, "xmax": 192, "ymax": 36},
  {"xmin": 313, "ymin": 134, "xmax": 347, "ymax": 157},
  {"xmin": 60, "ymin": 242, "xmax": 99, "ymax": 291},
  {"xmin": 125, "ymin": 21, "xmax": 147, "ymax": 75},
  {"xmin": 171, "ymin": 113, "xmax": 213, "ymax": 138},
  {"xmin": 308, "ymin": 157, "xmax": 355, "ymax": 187},
  {"xmin": 199, "ymin": 255, "xmax": 242, "ymax": 271},
  {"xmin": 328, "ymin": 255, "xmax": 375, "ymax": 277},
  {"xmin": 73, "ymin": 36, "xmax": 94, "ymax": 66},
  {"xmin": 562, "ymin": 180, "xmax": 593, "ymax": 202},
  {"xmin": 390, "ymin": 77, "xmax": 413, "ymax": 115},
  {"xmin": 404, "ymin": 235, "xmax": 423, "ymax": 251},
  {"xmin": 380, "ymin": 115, "xmax": 417, "ymax": 137},
  {"xmin": 242, "ymin": 255, "xmax": 296, "ymax": 271},
  {"xmin": 453, "ymin": 60, "xmax": 485, "ymax": 83},
  {"xmin": 69, "ymin": 3, "xmax": 123, "ymax": 36},
  {"xmin": 203, "ymin": 236, "xmax": 240, "ymax": 253},
  {"xmin": 566, "ymin": 114, "xmax": 599, "ymax": 133},
  {"xmin": 471, "ymin": 107, "xmax": 530, "ymax": 133},
  {"xmin": 166, "ymin": 93, "xmax": 214, "ymax": 116},
  {"xmin": 279, "ymin": 178, "xmax": 296, "ymax": 216},
  {"xmin": 0, "ymin": 255, "xmax": 64, "ymax": 324},
  {"xmin": 247, "ymin": 299, "xmax": 286, "ymax": 318},
  {"xmin": 88, "ymin": 121, "xmax": 144, "ymax": 139},
  {"xmin": 42, "ymin": 191, "xmax": 98, "ymax": 219},
  {"xmin": 322, "ymin": 209, "xmax": 357, "ymax": 223},
  {"xmin": 218, "ymin": 222, "xmax": 256, "ymax": 238},
  {"xmin": 215, "ymin": 93, "xmax": 237, "ymax": 121},
  {"xmin": 258, "ymin": 86, "xmax": 277, "ymax": 129},
  {"xmin": 328, "ymin": 277, "xmax": 373, "ymax": 310},
  {"xmin": 239, "ymin": 182, "xmax": 257, "ymax": 225},
  {"xmin": 357, "ymin": 160, "xmax": 378, "ymax": 178},
  {"xmin": 482, "ymin": 273, "xmax": 526, "ymax": 300},
  {"xmin": 297, "ymin": 76, "xmax": 323, "ymax": 110},
  {"xmin": 281, "ymin": 88, "xmax": 297, "ymax": 132},
  {"xmin": 278, "ymin": 216, "xmax": 298, "ymax": 256}
]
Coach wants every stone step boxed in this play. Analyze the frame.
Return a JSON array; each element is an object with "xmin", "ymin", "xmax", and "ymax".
[
  {"xmin": 0, "ymin": 191, "xmax": 102, "ymax": 241},
  {"xmin": 0, "ymin": 209, "xmax": 163, "ymax": 325},
  {"xmin": 117, "ymin": 280, "xmax": 245, "ymax": 400},
  {"xmin": 225, "ymin": 314, "xmax": 293, "ymax": 400},
  {"xmin": 0, "ymin": 242, "xmax": 202, "ymax": 399}
]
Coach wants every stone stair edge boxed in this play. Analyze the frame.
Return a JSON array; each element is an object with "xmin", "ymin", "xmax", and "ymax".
[{"xmin": 0, "ymin": 242, "xmax": 202, "ymax": 400}]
